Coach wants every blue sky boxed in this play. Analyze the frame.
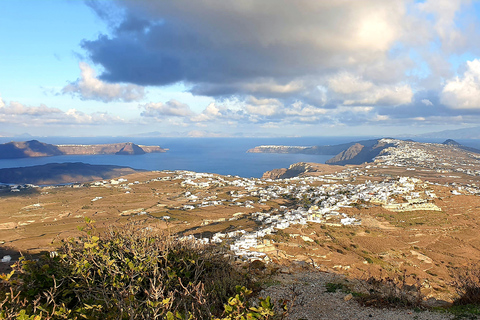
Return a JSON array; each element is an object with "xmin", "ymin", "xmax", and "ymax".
[{"xmin": 1, "ymin": 0, "xmax": 480, "ymax": 137}]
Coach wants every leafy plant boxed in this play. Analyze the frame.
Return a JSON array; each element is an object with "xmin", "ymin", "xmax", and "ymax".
[{"xmin": 0, "ymin": 220, "xmax": 271, "ymax": 320}]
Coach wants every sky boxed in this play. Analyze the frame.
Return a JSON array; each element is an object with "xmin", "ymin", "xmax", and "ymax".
[{"xmin": 2, "ymin": 0, "xmax": 480, "ymax": 137}]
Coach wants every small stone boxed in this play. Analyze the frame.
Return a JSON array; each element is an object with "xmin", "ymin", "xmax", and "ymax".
[
  {"xmin": 344, "ymin": 293, "xmax": 353, "ymax": 301},
  {"xmin": 421, "ymin": 297, "xmax": 453, "ymax": 308},
  {"xmin": 280, "ymin": 267, "xmax": 291, "ymax": 274}
]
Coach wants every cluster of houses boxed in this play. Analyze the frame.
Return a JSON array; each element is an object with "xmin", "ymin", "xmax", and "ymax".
[
  {"xmin": 375, "ymin": 139, "xmax": 480, "ymax": 177},
  {"xmin": 166, "ymin": 170, "xmax": 448, "ymax": 261},
  {"xmin": 74, "ymin": 167, "xmax": 478, "ymax": 262},
  {"xmin": 0, "ymin": 183, "xmax": 37, "ymax": 193},
  {"xmin": 6, "ymin": 141, "xmax": 479, "ymax": 263}
]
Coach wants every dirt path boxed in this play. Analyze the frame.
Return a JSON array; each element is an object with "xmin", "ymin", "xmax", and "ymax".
[{"xmin": 261, "ymin": 271, "xmax": 456, "ymax": 320}]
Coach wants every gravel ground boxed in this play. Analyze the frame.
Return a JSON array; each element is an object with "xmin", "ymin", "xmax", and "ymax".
[{"xmin": 259, "ymin": 271, "xmax": 458, "ymax": 320}]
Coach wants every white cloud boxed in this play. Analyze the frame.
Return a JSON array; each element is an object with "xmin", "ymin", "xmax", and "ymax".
[
  {"xmin": 62, "ymin": 62, "xmax": 145, "ymax": 102},
  {"xmin": 0, "ymin": 99, "xmax": 62, "ymax": 117},
  {"xmin": 0, "ymin": 98, "xmax": 123, "ymax": 125},
  {"xmin": 421, "ymin": 99, "xmax": 434, "ymax": 106},
  {"xmin": 190, "ymin": 103, "xmax": 223, "ymax": 122},
  {"xmin": 373, "ymin": 115, "xmax": 390, "ymax": 121},
  {"xmin": 245, "ymin": 97, "xmax": 283, "ymax": 117},
  {"xmin": 284, "ymin": 101, "xmax": 327, "ymax": 117},
  {"xmin": 441, "ymin": 59, "xmax": 480, "ymax": 109},
  {"xmin": 4, "ymin": 101, "xmax": 62, "ymax": 116},
  {"xmin": 418, "ymin": 0, "xmax": 471, "ymax": 52},
  {"xmin": 328, "ymin": 72, "xmax": 413, "ymax": 106},
  {"xmin": 141, "ymin": 100, "xmax": 193, "ymax": 118},
  {"xmin": 328, "ymin": 73, "xmax": 373, "ymax": 94}
]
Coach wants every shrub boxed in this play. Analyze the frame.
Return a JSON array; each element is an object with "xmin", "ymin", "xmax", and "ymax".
[
  {"xmin": 452, "ymin": 264, "xmax": 480, "ymax": 306},
  {"xmin": 356, "ymin": 271, "xmax": 423, "ymax": 309},
  {"xmin": 0, "ymin": 220, "xmax": 266, "ymax": 319}
]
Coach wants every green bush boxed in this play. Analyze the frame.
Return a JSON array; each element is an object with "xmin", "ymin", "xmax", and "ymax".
[{"xmin": 0, "ymin": 220, "xmax": 279, "ymax": 320}]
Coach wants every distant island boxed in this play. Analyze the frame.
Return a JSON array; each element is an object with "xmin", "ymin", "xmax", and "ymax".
[
  {"xmin": 0, "ymin": 140, "xmax": 167, "ymax": 159},
  {"xmin": 0, "ymin": 162, "xmax": 140, "ymax": 185},
  {"xmin": 248, "ymin": 138, "xmax": 480, "ymax": 165}
]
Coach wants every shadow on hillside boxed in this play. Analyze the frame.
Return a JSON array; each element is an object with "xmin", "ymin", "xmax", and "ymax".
[
  {"xmin": 0, "ymin": 246, "xmax": 23, "ymax": 274},
  {"xmin": 0, "ymin": 187, "xmax": 40, "ymax": 198}
]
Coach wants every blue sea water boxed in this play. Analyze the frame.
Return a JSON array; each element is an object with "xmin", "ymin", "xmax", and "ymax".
[
  {"xmin": 0, "ymin": 137, "xmax": 366, "ymax": 178},
  {"xmin": 1, "ymin": 136, "xmax": 479, "ymax": 178}
]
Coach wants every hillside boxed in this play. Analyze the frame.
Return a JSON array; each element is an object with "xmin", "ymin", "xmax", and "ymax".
[
  {"xmin": 325, "ymin": 139, "xmax": 396, "ymax": 165},
  {"xmin": 262, "ymin": 162, "xmax": 343, "ymax": 179},
  {"xmin": 3, "ymin": 139, "xmax": 480, "ymax": 317},
  {"xmin": 416, "ymin": 125, "xmax": 480, "ymax": 139},
  {"xmin": 0, "ymin": 140, "xmax": 166, "ymax": 159},
  {"xmin": 0, "ymin": 140, "xmax": 64, "ymax": 158},
  {"xmin": 248, "ymin": 138, "xmax": 480, "ymax": 166}
]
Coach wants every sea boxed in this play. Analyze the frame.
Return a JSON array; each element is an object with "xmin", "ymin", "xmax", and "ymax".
[{"xmin": 1, "ymin": 136, "xmax": 480, "ymax": 179}]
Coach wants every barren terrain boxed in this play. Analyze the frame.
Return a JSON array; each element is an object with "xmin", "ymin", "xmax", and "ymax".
[{"xmin": 1, "ymin": 161, "xmax": 480, "ymax": 308}]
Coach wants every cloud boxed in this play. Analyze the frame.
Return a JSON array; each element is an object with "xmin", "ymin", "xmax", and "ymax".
[
  {"xmin": 62, "ymin": 62, "xmax": 145, "ymax": 102},
  {"xmin": 441, "ymin": 59, "xmax": 480, "ymax": 109},
  {"xmin": 421, "ymin": 99, "xmax": 433, "ymax": 106},
  {"xmin": 141, "ymin": 99, "xmax": 193, "ymax": 118},
  {"xmin": 61, "ymin": 0, "xmax": 480, "ymax": 134},
  {"xmin": 0, "ymin": 99, "xmax": 62, "ymax": 117},
  {"xmin": 0, "ymin": 98, "xmax": 123, "ymax": 125},
  {"xmin": 190, "ymin": 102, "xmax": 241, "ymax": 122},
  {"xmin": 244, "ymin": 97, "xmax": 284, "ymax": 117},
  {"xmin": 3, "ymin": 102, "xmax": 63, "ymax": 116},
  {"xmin": 327, "ymin": 72, "xmax": 413, "ymax": 106},
  {"xmin": 284, "ymin": 101, "xmax": 328, "ymax": 117},
  {"xmin": 83, "ymin": 1, "xmax": 408, "ymax": 93},
  {"xmin": 418, "ymin": 0, "xmax": 472, "ymax": 53}
]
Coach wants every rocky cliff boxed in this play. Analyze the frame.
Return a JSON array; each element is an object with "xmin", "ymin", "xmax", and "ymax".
[
  {"xmin": 0, "ymin": 140, "xmax": 166, "ymax": 159},
  {"xmin": 442, "ymin": 139, "xmax": 480, "ymax": 154},
  {"xmin": 0, "ymin": 140, "xmax": 64, "ymax": 159},
  {"xmin": 325, "ymin": 139, "xmax": 395, "ymax": 165},
  {"xmin": 325, "ymin": 143, "xmax": 364, "ymax": 164},
  {"xmin": 262, "ymin": 162, "xmax": 343, "ymax": 179},
  {"xmin": 247, "ymin": 139, "xmax": 381, "ymax": 156}
]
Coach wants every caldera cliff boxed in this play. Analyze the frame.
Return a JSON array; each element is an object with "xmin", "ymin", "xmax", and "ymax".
[{"xmin": 0, "ymin": 140, "xmax": 167, "ymax": 159}]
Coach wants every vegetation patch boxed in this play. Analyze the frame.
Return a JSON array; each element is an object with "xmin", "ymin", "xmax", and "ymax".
[{"xmin": 0, "ymin": 219, "xmax": 286, "ymax": 319}]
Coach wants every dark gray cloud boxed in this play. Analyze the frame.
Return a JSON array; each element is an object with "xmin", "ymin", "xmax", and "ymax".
[{"xmin": 83, "ymin": 0, "xmax": 408, "ymax": 96}]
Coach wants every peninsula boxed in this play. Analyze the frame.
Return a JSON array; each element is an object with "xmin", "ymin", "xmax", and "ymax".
[{"xmin": 0, "ymin": 140, "xmax": 167, "ymax": 159}]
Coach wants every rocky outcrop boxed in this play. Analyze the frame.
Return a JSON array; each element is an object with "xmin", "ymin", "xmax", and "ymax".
[
  {"xmin": 138, "ymin": 145, "xmax": 166, "ymax": 153},
  {"xmin": 442, "ymin": 139, "xmax": 461, "ymax": 146},
  {"xmin": 262, "ymin": 162, "xmax": 343, "ymax": 179},
  {"xmin": 325, "ymin": 143, "xmax": 364, "ymax": 164},
  {"xmin": 58, "ymin": 142, "xmax": 151, "ymax": 155},
  {"xmin": 325, "ymin": 140, "xmax": 396, "ymax": 165},
  {"xmin": 0, "ymin": 140, "xmax": 63, "ymax": 159},
  {"xmin": 442, "ymin": 139, "xmax": 480, "ymax": 154},
  {"xmin": 262, "ymin": 168, "xmax": 289, "ymax": 180},
  {"xmin": 0, "ymin": 140, "xmax": 166, "ymax": 159}
]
